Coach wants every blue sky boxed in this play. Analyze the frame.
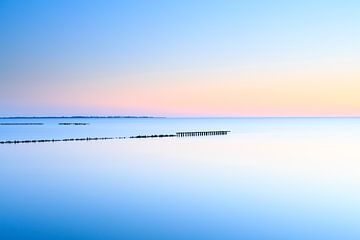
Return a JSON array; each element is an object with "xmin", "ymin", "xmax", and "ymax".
[{"xmin": 1, "ymin": 0, "xmax": 359, "ymax": 116}]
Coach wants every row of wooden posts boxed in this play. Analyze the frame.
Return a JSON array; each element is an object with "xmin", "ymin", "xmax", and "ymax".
[
  {"xmin": 0, "ymin": 131, "xmax": 231, "ymax": 144},
  {"xmin": 176, "ymin": 131, "xmax": 230, "ymax": 137}
]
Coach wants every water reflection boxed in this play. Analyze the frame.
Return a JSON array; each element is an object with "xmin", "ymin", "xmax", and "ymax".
[{"xmin": 1, "ymin": 119, "xmax": 360, "ymax": 239}]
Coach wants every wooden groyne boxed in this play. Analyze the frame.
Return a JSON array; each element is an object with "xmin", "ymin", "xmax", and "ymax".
[
  {"xmin": 0, "ymin": 131, "xmax": 230, "ymax": 144},
  {"xmin": 131, "ymin": 131, "xmax": 231, "ymax": 139},
  {"xmin": 130, "ymin": 134, "xmax": 176, "ymax": 139},
  {"xmin": 176, "ymin": 131, "xmax": 230, "ymax": 137},
  {"xmin": 0, "ymin": 137, "xmax": 125, "ymax": 145}
]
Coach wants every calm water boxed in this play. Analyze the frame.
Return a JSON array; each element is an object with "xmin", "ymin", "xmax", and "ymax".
[{"xmin": 1, "ymin": 118, "xmax": 360, "ymax": 239}]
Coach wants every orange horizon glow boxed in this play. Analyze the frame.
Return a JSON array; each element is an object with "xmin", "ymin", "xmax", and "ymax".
[{"xmin": 6, "ymin": 64, "xmax": 359, "ymax": 117}]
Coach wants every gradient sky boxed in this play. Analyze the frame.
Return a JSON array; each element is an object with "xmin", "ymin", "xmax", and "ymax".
[{"xmin": 1, "ymin": 0, "xmax": 360, "ymax": 117}]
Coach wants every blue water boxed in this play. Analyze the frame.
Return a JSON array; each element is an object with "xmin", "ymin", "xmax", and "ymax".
[{"xmin": 1, "ymin": 118, "xmax": 360, "ymax": 239}]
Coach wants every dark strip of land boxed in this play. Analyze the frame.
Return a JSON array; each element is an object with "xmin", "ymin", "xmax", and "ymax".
[
  {"xmin": 0, "ymin": 116, "xmax": 163, "ymax": 119},
  {"xmin": 0, "ymin": 123, "xmax": 44, "ymax": 125}
]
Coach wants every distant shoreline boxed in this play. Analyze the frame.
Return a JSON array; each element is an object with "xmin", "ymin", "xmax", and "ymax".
[
  {"xmin": 0, "ymin": 116, "xmax": 359, "ymax": 119},
  {"xmin": 0, "ymin": 116, "xmax": 164, "ymax": 119},
  {"xmin": 0, "ymin": 123, "xmax": 44, "ymax": 125}
]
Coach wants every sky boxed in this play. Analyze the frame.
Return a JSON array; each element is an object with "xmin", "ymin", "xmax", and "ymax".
[{"xmin": 1, "ymin": 0, "xmax": 360, "ymax": 117}]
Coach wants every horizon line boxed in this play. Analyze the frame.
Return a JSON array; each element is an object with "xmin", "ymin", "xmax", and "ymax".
[{"xmin": 0, "ymin": 115, "xmax": 359, "ymax": 119}]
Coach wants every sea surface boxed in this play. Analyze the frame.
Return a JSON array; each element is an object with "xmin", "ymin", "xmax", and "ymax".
[{"xmin": 1, "ymin": 117, "xmax": 360, "ymax": 239}]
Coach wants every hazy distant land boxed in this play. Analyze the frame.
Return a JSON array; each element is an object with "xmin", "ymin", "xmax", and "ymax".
[{"xmin": 0, "ymin": 116, "xmax": 164, "ymax": 119}]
